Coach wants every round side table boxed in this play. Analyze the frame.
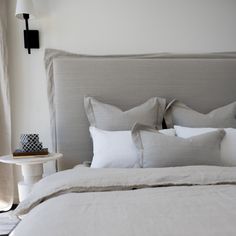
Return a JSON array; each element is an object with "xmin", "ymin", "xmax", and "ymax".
[{"xmin": 0, "ymin": 153, "xmax": 63, "ymax": 202}]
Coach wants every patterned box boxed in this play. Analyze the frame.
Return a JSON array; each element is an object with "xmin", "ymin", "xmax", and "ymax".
[
  {"xmin": 20, "ymin": 134, "xmax": 39, "ymax": 144},
  {"xmin": 19, "ymin": 134, "xmax": 43, "ymax": 152},
  {"xmin": 20, "ymin": 142, "xmax": 43, "ymax": 152}
]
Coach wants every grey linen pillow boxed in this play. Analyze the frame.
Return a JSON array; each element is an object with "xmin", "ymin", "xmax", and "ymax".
[
  {"xmin": 84, "ymin": 96, "xmax": 166, "ymax": 130},
  {"xmin": 131, "ymin": 123, "xmax": 225, "ymax": 168},
  {"xmin": 164, "ymin": 100, "xmax": 236, "ymax": 128}
]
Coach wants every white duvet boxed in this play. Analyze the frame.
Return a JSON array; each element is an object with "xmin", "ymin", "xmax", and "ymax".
[{"xmin": 11, "ymin": 166, "xmax": 236, "ymax": 236}]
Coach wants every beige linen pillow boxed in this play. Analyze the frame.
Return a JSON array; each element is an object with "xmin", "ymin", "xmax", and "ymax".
[
  {"xmin": 174, "ymin": 126, "xmax": 236, "ymax": 167},
  {"xmin": 84, "ymin": 96, "xmax": 166, "ymax": 130},
  {"xmin": 132, "ymin": 123, "xmax": 225, "ymax": 168},
  {"xmin": 164, "ymin": 100, "xmax": 236, "ymax": 128}
]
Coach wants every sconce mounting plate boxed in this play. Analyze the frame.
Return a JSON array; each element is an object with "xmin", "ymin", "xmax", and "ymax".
[{"xmin": 24, "ymin": 30, "xmax": 40, "ymax": 49}]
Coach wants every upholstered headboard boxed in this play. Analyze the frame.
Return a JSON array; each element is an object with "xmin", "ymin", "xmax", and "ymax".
[{"xmin": 45, "ymin": 49, "xmax": 236, "ymax": 169}]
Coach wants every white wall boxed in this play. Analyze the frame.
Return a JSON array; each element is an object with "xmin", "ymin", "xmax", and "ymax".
[{"xmin": 6, "ymin": 0, "xmax": 236, "ymax": 201}]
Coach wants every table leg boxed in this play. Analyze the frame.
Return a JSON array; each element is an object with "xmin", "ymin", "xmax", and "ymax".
[{"xmin": 18, "ymin": 164, "xmax": 43, "ymax": 202}]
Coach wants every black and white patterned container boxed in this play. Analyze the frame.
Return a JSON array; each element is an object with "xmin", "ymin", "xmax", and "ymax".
[
  {"xmin": 20, "ymin": 142, "xmax": 43, "ymax": 152},
  {"xmin": 19, "ymin": 134, "xmax": 43, "ymax": 152},
  {"xmin": 20, "ymin": 134, "xmax": 39, "ymax": 144}
]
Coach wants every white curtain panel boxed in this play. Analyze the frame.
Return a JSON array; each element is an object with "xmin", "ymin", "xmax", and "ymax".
[{"xmin": 0, "ymin": 0, "xmax": 13, "ymax": 211}]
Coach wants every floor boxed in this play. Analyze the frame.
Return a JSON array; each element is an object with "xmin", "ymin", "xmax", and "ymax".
[{"xmin": 0, "ymin": 206, "xmax": 19, "ymax": 236}]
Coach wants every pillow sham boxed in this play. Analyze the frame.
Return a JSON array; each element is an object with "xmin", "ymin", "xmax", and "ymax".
[
  {"xmin": 84, "ymin": 96, "xmax": 166, "ymax": 130},
  {"xmin": 175, "ymin": 126, "xmax": 236, "ymax": 166},
  {"xmin": 90, "ymin": 127, "xmax": 175, "ymax": 168},
  {"xmin": 132, "ymin": 124, "xmax": 225, "ymax": 168},
  {"xmin": 164, "ymin": 100, "xmax": 236, "ymax": 128}
]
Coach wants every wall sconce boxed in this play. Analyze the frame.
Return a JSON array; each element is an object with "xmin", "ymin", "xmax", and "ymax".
[{"xmin": 15, "ymin": 0, "xmax": 39, "ymax": 54}]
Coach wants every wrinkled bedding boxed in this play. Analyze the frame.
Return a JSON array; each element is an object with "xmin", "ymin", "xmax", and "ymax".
[{"xmin": 11, "ymin": 166, "xmax": 236, "ymax": 236}]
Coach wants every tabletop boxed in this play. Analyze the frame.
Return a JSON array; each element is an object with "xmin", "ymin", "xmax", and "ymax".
[{"xmin": 0, "ymin": 153, "xmax": 63, "ymax": 165}]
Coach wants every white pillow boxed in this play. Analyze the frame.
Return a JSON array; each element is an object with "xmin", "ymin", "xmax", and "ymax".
[
  {"xmin": 174, "ymin": 126, "xmax": 236, "ymax": 166},
  {"xmin": 90, "ymin": 127, "xmax": 175, "ymax": 168}
]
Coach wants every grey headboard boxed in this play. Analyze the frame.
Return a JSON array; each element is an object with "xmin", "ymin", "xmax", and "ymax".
[{"xmin": 45, "ymin": 49, "xmax": 236, "ymax": 169}]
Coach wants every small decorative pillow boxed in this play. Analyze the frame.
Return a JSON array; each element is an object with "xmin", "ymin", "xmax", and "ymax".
[
  {"xmin": 132, "ymin": 124, "xmax": 225, "ymax": 168},
  {"xmin": 164, "ymin": 100, "xmax": 236, "ymax": 128},
  {"xmin": 84, "ymin": 96, "xmax": 166, "ymax": 130},
  {"xmin": 90, "ymin": 127, "xmax": 175, "ymax": 168},
  {"xmin": 175, "ymin": 126, "xmax": 236, "ymax": 166}
]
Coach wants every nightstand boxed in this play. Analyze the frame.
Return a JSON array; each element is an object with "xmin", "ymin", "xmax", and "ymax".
[{"xmin": 0, "ymin": 153, "xmax": 63, "ymax": 202}]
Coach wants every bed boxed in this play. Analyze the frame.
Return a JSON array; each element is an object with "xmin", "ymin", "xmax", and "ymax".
[{"xmin": 10, "ymin": 50, "xmax": 236, "ymax": 236}]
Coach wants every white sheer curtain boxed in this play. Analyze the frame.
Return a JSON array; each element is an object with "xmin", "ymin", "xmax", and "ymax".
[{"xmin": 0, "ymin": 0, "xmax": 13, "ymax": 211}]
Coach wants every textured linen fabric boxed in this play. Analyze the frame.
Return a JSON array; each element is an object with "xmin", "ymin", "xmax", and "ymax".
[
  {"xmin": 175, "ymin": 126, "xmax": 236, "ymax": 166},
  {"xmin": 0, "ymin": 0, "xmax": 13, "ymax": 211},
  {"xmin": 165, "ymin": 100, "xmax": 236, "ymax": 128},
  {"xmin": 89, "ymin": 127, "xmax": 175, "ymax": 168},
  {"xmin": 12, "ymin": 166, "xmax": 236, "ymax": 236},
  {"xmin": 131, "ymin": 124, "xmax": 225, "ymax": 168},
  {"xmin": 84, "ymin": 96, "xmax": 166, "ymax": 130},
  {"xmin": 44, "ymin": 49, "xmax": 236, "ymax": 169}
]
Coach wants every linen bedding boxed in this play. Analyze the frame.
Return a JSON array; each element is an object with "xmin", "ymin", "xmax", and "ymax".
[{"xmin": 11, "ymin": 166, "xmax": 236, "ymax": 236}]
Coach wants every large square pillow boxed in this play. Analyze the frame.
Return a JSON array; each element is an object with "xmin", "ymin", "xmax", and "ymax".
[
  {"xmin": 90, "ymin": 126, "xmax": 175, "ymax": 168},
  {"xmin": 84, "ymin": 96, "xmax": 166, "ymax": 130},
  {"xmin": 164, "ymin": 100, "xmax": 236, "ymax": 128},
  {"xmin": 132, "ymin": 124, "xmax": 225, "ymax": 168},
  {"xmin": 175, "ymin": 126, "xmax": 236, "ymax": 166}
]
